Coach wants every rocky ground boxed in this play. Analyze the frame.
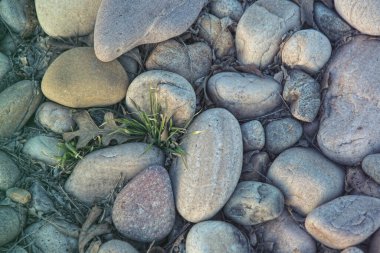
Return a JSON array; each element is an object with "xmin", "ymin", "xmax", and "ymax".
[{"xmin": 0, "ymin": 0, "xmax": 380, "ymax": 253}]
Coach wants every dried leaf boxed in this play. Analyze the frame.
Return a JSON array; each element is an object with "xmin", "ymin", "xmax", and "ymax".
[
  {"xmin": 293, "ymin": 0, "xmax": 314, "ymax": 26},
  {"xmin": 235, "ymin": 63, "xmax": 264, "ymax": 77}
]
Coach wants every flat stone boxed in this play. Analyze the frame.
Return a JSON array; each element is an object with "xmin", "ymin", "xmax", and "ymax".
[
  {"xmin": 0, "ymin": 151, "xmax": 20, "ymax": 191},
  {"xmin": 362, "ymin": 154, "xmax": 380, "ymax": 184},
  {"xmin": 112, "ymin": 166, "xmax": 175, "ymax": 242},
  {"xmin": 98, "ymin": 240, "xmax": 139, "ymax": 253},
  {"xmin": 305, "ymin": 195, "xmax": 380, "ymax": 249},
  {"xmin": 223, "ymin": 181, "xmax": 284, "ymax": 225},
  {"xmin": 6, "ymin": 187, "xmax": 31, "ymax": 204},
  {"xmin": 236, "ymin": 0, "xmax": 300, "ymax": 68},
  {"xmin": 207, "ymin": 72, "xmax": 282, "ymax": 120},
  {"xmin": 22, "ymin": 135, "xmax": 64, "ymax": 166},
  {"xmin": 35, "ymin": 102, "xmax": 75, "ymax": 134},
  {"xmin": 241, "ymin": 120, "xmax": 265, "ymax": 151},
  {"xmin": 0, "ymin": 52, "xmax": 11, "ymax": 80},
  {"xmin": 65, "ymin": 143, "xmax": 165, "ymax": 204},
  {"xmin": 170, "ymin": 108, "xmax": 242, "ymax": 223},
  {"xmin": 0, "ymin": 207, "xmax": 24, "ymax": 247},
  {"xmin": 317, "ymin": 36, "xmax": 380, "ymax": 165},
  {"xmin": 94, "ymin": 0, "xmax": 207, "ymax": 62},
  {"xmin": 35, "ymin": 0, "xmax": 102, "ymax": 37},
  {"xmin": 42, "ymin": 47, "xmax": 128, "ymax": 108},
  {"xmin": 267, "ymin": 147, "xmax": 345, "ymax": 215},
  {"xmin": 0, "ymin": 80, "xmax": 42, "ymax": 138},
  {"xmin": 210, "ymin": 0, "xmax": 243, "ymax": 21},
  {"xmin": 186, "ymin": 221, "xmax": 250, "ymax": 253}
]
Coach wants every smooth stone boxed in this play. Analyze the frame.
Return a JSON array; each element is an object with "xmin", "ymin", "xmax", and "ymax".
[
  {"xmin": 24, "ymin": 220, "xmax": 78, "ymax": 253},
  {"xmin": 117, "ymin": 48, "xmax": 140, "ymax": 81},
  {"xmin": 317, "ymin": 36, "xmax": 380, "ymax": 165},
  {"xmin": 65, "ymin": 143, "xmax": 165, "ymax": 204},
  {"xmin": 22, "ymin": 136, "xmax": 64, "ymax": 166},
  {"xmin": 265, "ymin": 118, "xmax": 303, "ymax": 154},
  {"xmin": 125, "ymin": 70, "xmax": 196, "ymax": 127},
  {"xmin": 223, "ymin": 181, "xmax": 284, "ymax": 225},
  {"xmin": 335, "ymin": 0, "xmax": 380, "ymax": 36},
  {"xmin": 369, "ymin": 229, "xmax": 380, "ymax": 253},
  {"xmin": 42, "ymin": 47, "xmax": 128, "ymax": 108},
  {"xmin": 35, "ymin": 102, "xmax": 75, "ymax": 134},
  {"xmin": 305, "ymin": 195, "xmax": 380, "ymax": 249},
  {"xmin": 197, "ymin": 13, "xmax": 234, "ymax": 58},
  {"xmin": 210, "ymin": 0, "xmax": 243, "ymax": 21},
  {"xmin": 94, "ymin": 0, "xmax": 207, "ymax": 62},
  {"xmin": 6, "ymin": 187, "xmax": 31, "ymax": 204},
  {"xmin": 170, "ymin": 108, "xmax": 242, "ymax": 223},
  {"xmin": 112, "ymin": 166, "xmax": 175, "ymax": 242},
  {"xmin": 0, "ymin": 207, "xmax": 24, "ymax": 247},
  {"xmin": 145, "ymin": 40, "xmax": 212, "ymax": 83},
  {"xmin": 98, "ymin": 240, "xmax": 139, "ymax": 253},
  {"xmin": 341, "ymin": 248, "xmax": 364, "ymax": 253},
  {"xmin": 267, "ymin": 147, "xmax": 345, "ymax": 215},
  {"xmin": 241, "ymin": 120, "xmax": 265, "ymax": 151},
  {"xmin": 29, "ymin": 181, "xmax": 55, "ymax": 214},
  {"xmin": 256, "ymin": 210, "xmax": 317, "ymax": 253},
  {"xmin": 241, "ymin": 151, "xmax": 269, "ymax": 181},
  {"xmin": 0, "ymin": 151, "xmax": 20, "ymax": 191},
  {"xmin": 362, "ymin": 154, "xmax": 380, "ymax": 184},
  {"xmin": 0, "ymin": 52, "xmax": 11, "ymax": 80},
  {"xmin": 186, "ymin": 221, "xmax": 250, "ymax": 253},
  {"xmin": 236, "ymin": 0, "xmax": 300, "ymax": 68},
  {"xmin": 314, "ymin": 2, "xmax": 352, "ymax": 42},
  {"xmin": 282, "ymin": 29, "xmax": 332, "ymax": 74},
  {"xmin": 207, "ymin": 72, "xmax": 282, "ymax": 120},
  {"xmin": 0, "ymin": 33, "xmax": 21, "ymax": 56},
  {"xmin": 0, "ymin": 80, "xmax": 42, "ymax": 138},
  {"xmin": 35, "ymin": 0, "xmax": 102, "ymax": 37}
]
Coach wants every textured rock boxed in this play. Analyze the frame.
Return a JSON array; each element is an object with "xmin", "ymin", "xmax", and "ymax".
[
  {"xmin": 145, "ymin": 40, "xmax": 212, "ymax": 83},
  {"xmin": 25, "ymin": 220, "xmax": 78, "ymax": 253},
  {"xmin": 170, "ymin": 108, "xmax": 242, "ymax": 223},
  {"xmin": 113, "ymin": 166, "xmax": 175, "ymax": 242},
  {"xmin": 125, "ymin": 70, "xmax": 195, "ymax": 127},
  {"xmin": 0, "ymin": 33, "xmax": 20, "ymax": 56},
  {"xmin": 0, "ymin": 151, "xmax": 20, "ymax": 191},
  {"xmin": 29, "ymin": 182, "xmax": 55, "ymax": 214},
  {"xmin": 341, "ymin": 248, "xmax": 364, "ymax": 253},
  {"xmin": 65, "ymin": 143, "xmax": 165, "ymax": 204},
  {"xmin": 257, "ymin": 210, "xmax": 317, "ymax": 253},
  {"xmin": 267, "ymin": 147, "xmax": 345, "ymax": 215},
  {"xmin": 369, "ymin": 229, "xmax": 380, "ymax": 253},
  {"xmin": 186, "ymin": 221, "xmax": 249, "ymax": 253},
  {"xmin": 42, "ymin": 47, "xmax": 128, "ymax": 108},
  {"xmin": 210, "ymin": 0, "xmax": 243, "ymax": 21},
  {"xmin": 35, "ymin": 102, "xmax": 75, "ymax": 134},
  {"xmin": 0, "ymin": 80, "xmax": 42, "ymax": 138},
  {"xmin": 98, "ymin": 240, "xmax": 139, "ymax": 253},
  {"xmin": 241, "ymin": 151, "xmax": 269, "ymax": 181},
  {"xmin": 314, "ymin": 2, "xmax": 352, "ymax": 42},
  {"xmin": 0, "ymin": 207, "xmax": 24, "ymax": 247},
  {"xmin": 305, "ymin": 195, "xmax": 380, "ymax": 249},
  {"xmin": 265, "ymin": 118, "xmax": 303, "ymax": 154},
  {"xmin": 197, "ymin": 13, "xmax": 234, "ymax": 58},
  {"xmin": 23, "ymin": 136, "xmax": 64, "ymax": 166},
  {"xmin": 35, "ymin": 0, "xmax": 102, "ymax": 37},
  {"xmin": 0, "ymin": 52, "xmax": 11, "ymax": 80},
  {"xmin": 317, "ymin": 36, "xmax": 380, "ymax": 165},
  {"xmin": 282, "ymin": 29, "xmax": 332, "ymax": 74},
  {"xmin": 6, "ymin": 187, "xmax": 31, "ymax": 204},
  {"xmin": 241, "ymin": 120, "xmax": 265, "ymax": 151},
  {"xmin": 207, "ymin": 72, "xmax": 282, "ymax": 120},
  {"xmin": 236, "ymin": 0, "xmax": 300, "ymax": 68},
  {"xmin": 223, "ymin": 181, "xmax": 284, "ymax": 225},
  {"xmin": 335, "ymin": 0, "xmax": 380, "ymax": 36},
  {"xmin": 362, "ymin": 154, "xmax": 380, "ymax": 184},
  {"xmin": 94, "ymin": 0, "xmax": 207, "ymax": 62}
]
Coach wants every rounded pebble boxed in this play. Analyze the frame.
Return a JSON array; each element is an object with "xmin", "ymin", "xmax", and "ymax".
[
  {"xmin": 35, "ymin": 102, "xmax": 75, "ymax": 134},
  {"xmin": 0, "ymin": 206, "xmax": 24, "ymax": 246},
  {"xmin": 0, "ymin": 151, "xmax": 20, "ymax": 191},
  {"xmin": 210, "ymin": 0, "xmax": 243, "ymax": 21},
  {"xmin": 362, "ymin": 154, "xmax": 380, "ymax": 184},
  {"xmin": 98, "ymin": 240, "xmax": 139, "ymax": 253},
  {"xmin": 6, "ymin": 187, "xmax": 31, "ymax": 204},
  {"xmin": 22, "ymin": 136, "xmax": 64, "ymax": 166},
  {"xmin": 241, "ymin": 120, "xmax": 265, "ymax": 151}
]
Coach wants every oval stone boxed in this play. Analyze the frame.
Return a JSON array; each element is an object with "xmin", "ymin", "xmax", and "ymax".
[
  {"xmin": 42, "ymin": 47, "xmax": 128, "ymax": 108},
  {"xmin": 0, "ymin": 151, "xmax": 20, "ymax": 191},
  {"xmin": 207, "ymin": 72, "xmax": 282, "ymax": 120},
  {"xmin": 170, "ymin": 108, "xmax": 243, "ymax": 223},
  {"xmin": 0, "ymin": 207, "xmax": 24, "ymax": 246},
  {"xmin": 98, "ymin": 240, "xmax": 139, "ymax": 253},
  {"xmin": 35, "ymin": 102, "xmax": 75, "ymax": 134},
  {"xmin": 22, "ymin": 136, "xmax": 64, "ymax": 166}
]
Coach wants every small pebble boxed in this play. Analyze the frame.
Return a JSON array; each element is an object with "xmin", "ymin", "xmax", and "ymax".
[
  {"xmin": 362, "ymin": 154, "xmax": 380, "ymax": 184},
  {"xmin": 241, "ymin": 120, "xmax": 265, "ymax": 152},
  {"xmin": 22, "ymin": 135, "xmax": 64, "ymax": 166},
  {"xmin": 210, "ymin": 0, "xmax": 243, "ymax": 21},
  {"xmin": 98, "ymin": 240, "xmax": 139, "ymax": 253},
  {"xmin": 0, "ymin": 206, "xmax": 24, "ymax": 246},
  {"xmin": 0, "ymin": 151, "xmax": 20, "ymax": 191},
  {"xmin": 6, "ymin": 187, "xmax": 31, "ymax": 204},
  {"xmin": 35, "ymin": 102, "xmax": 75, "ymax": 134}
]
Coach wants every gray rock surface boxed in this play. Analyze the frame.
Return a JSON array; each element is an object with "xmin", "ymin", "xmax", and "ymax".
[
  {"xmin": 0, "ymin": 80, "xmax": 42, "ymax": 138},
  {"xmin": 118, "ymin": 48, "xmax": 140, "ymax": 81},
  {"xmin": 305, "ymin": 195, "xmax": 380, "ymax": 249},
  {"xmin": 125, "ymin": 70, "xmax": 196, "ymax": 127},
  {"xmin": 241, "ymin": 120, "xmax": 265, "ymax": 151},
  {"xmin": 113, "ymin": 166, "xmax": 175, "ymax": 242},
  {"xmin": 265, "ymin": 118, "xmax": 303, "ymax": 154},
  {"xmin": 0, "ymin": 52, "xmax": 11, "ymax": 80},
  {"xmin": 35, "ymin": 102, "xmax": 75, "ymax": 134},
  {"xmin": 210, "ymin": 0, "xmax": 243, "ymax": 21},
  {"xmin": 94, "ymin": 0, "xmax": 207, "ymax": 62},
  {"xmin": 98, "ymin": 240, "xmax": 139, "ymax": 253},
  {"xmin": 0, "ymin": 33, "xmax": 20, "ymax": 56},
  {"xmin": 186, "ymin": 221, "xmax": 250, "ymax": 253},
  {"xmin": 22, "ymin": 136, "xmax": 64, "ymax": 166},
  {"xmin": 207, "ymin": 72, "xmax": 282, "ymax": 120},
  {"xmin": 241, "ymin": 151, "xmax": 269, "ymax": 181},
  {"xmin": 0, "ymin": 207, "xmax": 24, "ymax": 246},
  {"xmin": 224, "ymin": 181, "xmax": 284, "ymax": 225},
  {"xmin": 170, "ymin": 108, "xmax": 242, "ymax": 223},
  {"xmin": 0, "ymin": 21, "xmax": 6, "ymax": 41},
  {"xmin": 65, "ymin": 143, "xmax": 165, "ymax": 204},
  {"xmin": 236, "ymin": 0, "xmax": 300, "ymax": 68},
  {"xmin": 317, "ymin": 36, "xmax": 380, "ymax": 165},
  {"xmin": 362, "ymin": 154, "xmax": 380, "ymax": 184},
  {"xmin": 29, "ymin": 182, "xmax": 55, "ymax": 214},
  {"xmin": 0, "ymin": 151, "xmax": 20, "ymax": 191},
  {"xmin": 341, "ymin": 247, "xmax": 364, "ymax": 253},
  {"xmin": 283, "ymin": 70, "xmax": 320, "ymax": 122},
  {"xmin": 369, "ymin": 229, "xmax": 380, "ymax": 253},
  {"xmin": 335, "ymin": 0, "xmax": 380, "ymax": 36},
  {"xmin": 267, "ymin": 147, "xmax": 345, "ymax": 215},
  {"xmin": 145, "ymin": 40, "xmax": 212, "ymax": 83}
]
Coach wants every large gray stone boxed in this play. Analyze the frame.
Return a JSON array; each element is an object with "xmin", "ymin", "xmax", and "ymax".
[
  {"xmin": 362, "ymin": 154, "xmax": 380, "ymax": 184},
  {"xmin": 65, "ymin": 143, "xmax": 165, "ymax": 204},
  {"xmin": 22, "ymin": 136, "xmax": 64, "ymax": 166},
  {"xmin": 317, "ymin": 36, "xmax": 380, "ymax": 165},
  {"xmin": 207, "ymin": 72, "xmax": 282, "ymax": 120},
  {"xmin": 94, "ymin": 0, "xmax": 207, "ymax": 62},
  {"xmin": 0, "ymin": 151, "xmax": 20, "ymax": 191},
  {"xmin": 305, "ymin": 195, "xmax": 380, "ymax": 249},
  {"xmin": 0, "ymin": 207, "xmax": 24, "ymax": 246},
  {"xmin": 267, "ymin": 147, "xmax": 345, "ymax": 215},
  {"xmin": 170, "ymin": 108, "xmax": 242, "ymax": 223}
]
